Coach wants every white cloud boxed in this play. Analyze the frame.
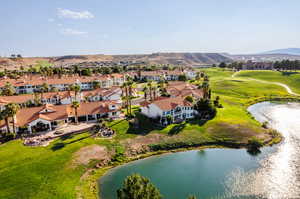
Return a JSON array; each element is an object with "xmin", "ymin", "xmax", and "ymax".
[
  {"xmin": 57, "ymin": 8, "xmax": 94, "ymax": 19},
  {"xmin": 57, "ymin": 23, "xmax": 63, "ymax": 27},
  {"xmin": 48, "ymin": 18, "xmax": 55, "ymax": 22},
  {"xmin": 61, "ymin": 28, "xmax": 88, "ymax": 35}
]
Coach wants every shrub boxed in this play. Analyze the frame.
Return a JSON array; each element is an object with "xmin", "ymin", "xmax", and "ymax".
[
  {"xmin": 248, "ymin": 137, "xmax": 263, "ymax": 149},
  {"xmin": 262, "ymin": 121, "xmax": 268, "ymax": 129},
  {"xmin": 111, "ymin": 146, "xmax": 126, "ymax": 163}
]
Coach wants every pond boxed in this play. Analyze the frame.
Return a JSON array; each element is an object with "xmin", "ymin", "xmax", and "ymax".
[{"xmin": 99, "ymin": 102, "xmax": 300, "ymax": 199}]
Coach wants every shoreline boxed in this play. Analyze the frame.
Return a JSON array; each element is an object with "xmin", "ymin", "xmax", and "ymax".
[{"xmin": 81, "ymin": 132, "xmax": 282, "ymax": 199}]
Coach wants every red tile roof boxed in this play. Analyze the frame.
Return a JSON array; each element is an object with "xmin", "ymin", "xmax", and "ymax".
[{"xmin": 151, "ymin": 96, "xmax": 193, "ymax": 111}]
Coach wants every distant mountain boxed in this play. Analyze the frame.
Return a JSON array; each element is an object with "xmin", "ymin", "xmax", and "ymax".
[
  {"xmin": 260, "ymin": 48, "xmax": 300, "ymax": 55},
  {"xmin": 0, "ymin": 52, "xmax": 232, "ymax": 70}
]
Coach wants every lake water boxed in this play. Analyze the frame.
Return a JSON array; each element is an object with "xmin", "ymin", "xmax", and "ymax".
[{"xmin": 99, "ymin": 102, "xmax": 300, "ymax": 199}]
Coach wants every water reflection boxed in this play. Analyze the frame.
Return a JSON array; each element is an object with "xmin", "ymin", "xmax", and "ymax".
[{"xmin": 225, "ymin": 103, "xmax": 300, "ymax": 199}]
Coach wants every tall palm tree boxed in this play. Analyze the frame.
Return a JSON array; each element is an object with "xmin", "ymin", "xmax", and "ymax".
[
  {"xmin": 202, "ymin": 81, "xmax": 210, "ymax": 99},
  {"xmin": 69, "ymin": 84, "xmax": 81, "ymax": 101},
  {"xmin": 40, "ymin": 83, "xmax": 49, "ymax": 102},
  {"xmin": 2, "ymin": 82, "xmax": 16, "ymax": 96},
  {"xmin": 33, "ymin": 92, "xmax": 41, "ymax": 106},
  {"xmin": 158, "ymin": 81, "xmax": 167, "ymax": 96},
  {"xmin": 121, "ymin": 82, "xmax": 129, "ymax": 113},
  {"xmin": 71, "ymin": 101, "xmax": 80, "ymax": 124},
  {"xmin": 1, "ymin": 109, "xmax": 10, "ymax": 134},
  {"xmin": 127, "ymin": 80, "xmax": 135, "ymax": 116},
  {"xmin": 93, "ymin": 81, "xmax": 101, "ymax": 89},
  {"xmin": 0, "ymin": 110, "xmax": 10, "ymax": 134},
  {"xmin": 147, "ymin": 81, "xmax": 154, "ymax": 101},
  {"xmin": 5, "ymin": 103, "xmax": 20, "ymax": 135},
  {"xmin": 142, "ymin": 85, "xmax": 149, "ymax": 100},
  {"xmin": 152, "ymin": 85, "xmax": 158, "ymax": 100}
]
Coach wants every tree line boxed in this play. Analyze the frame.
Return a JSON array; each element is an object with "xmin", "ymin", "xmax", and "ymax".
[
  {"xmin": 0, "ymin": 60, "xmax": 186, "ymax": 80},
  {"xmin": 216, "ymin": 59, "xmax": 300, "ymax": 71}
]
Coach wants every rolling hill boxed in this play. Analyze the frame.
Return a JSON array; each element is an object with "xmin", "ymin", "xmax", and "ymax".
[
  {"xmin": 260, "ymin": 48, "xmax": 300, "ymax": 55},
  {"xmin": 0, "ymin": 53, "xmax": 232, "ymax": 70}
]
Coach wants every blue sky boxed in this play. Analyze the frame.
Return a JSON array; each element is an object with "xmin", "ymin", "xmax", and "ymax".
[{"xmin": 1, "ymin": 0, "xmax": 300, "ymax": 57}]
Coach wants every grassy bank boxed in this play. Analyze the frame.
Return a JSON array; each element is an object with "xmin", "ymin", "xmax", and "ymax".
[{"xmin": 0, "ymin": 68, "xmax": 298, "ymax": 199}]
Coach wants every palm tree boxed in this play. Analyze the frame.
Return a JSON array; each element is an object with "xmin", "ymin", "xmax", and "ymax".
[
  {"xmin": 40, "ymin": 83, "xmax": 49, "ymax": 101},
  {"xmin": 142, "ymin": 85, "xmax": 149, "ymax": 100},
  {"xmin": 147, "ymin": 81, "xmax": 155, "ymax": 101},
  {"xmin": 33, "ymin": 92, "xmax": 41, "ymax": 106},
  {"xmin": 69, "ymin": 84, "xmax": 81, "ymax": 101},
  {"xmin": 1, "ymin": 109, "xmax": 10, "ymax": 134},
  {"xmin": 121, "ymin": 83, "xmax": 129, "ymax": 113},
  {"xmin": 93, "ymin": 81, "xmax": 101, "ymax": 89},
  {"xmin": 0, "ymin": 110, "xmax": 10, "ymax": 134},
  {"xmin": 71, "ymin": 101, "xmax": 80, "ymax": 124},
  {"xmin": 152, "ymin": 85, "xmax": 158, "ymax": 100},
  {"xmin": 5, "ymin": 103, "xmax": 20, "ymax": 135},
  {"xmin": 2, "ymin": 82, "xmax": 16, "ymax": 96},
  {"xmin": 202, "ymin": 81, "xmax": 210, "ymax": 99},
  {"xmin": 127, "ymin": 80, "xmax": 135, "ymax": 116}
]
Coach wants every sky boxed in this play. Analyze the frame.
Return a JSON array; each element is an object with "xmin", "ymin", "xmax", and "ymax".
[{"xmin": 1, "ymin": 0, "xmax": 300, "ymax": 57}]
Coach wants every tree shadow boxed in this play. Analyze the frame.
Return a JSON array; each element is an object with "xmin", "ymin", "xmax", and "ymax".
[
  {"xmin": 281, "ymin": 71, "xmax": 299, "ymax": 76},
  {"xmin": 168, "ymin": 123, "xmax": 186, "ymax": 135},
  {"xmin": 51, "ymin": 135, "xmax": 91, "ymax": 151},
  {"xmin": 108, "ymin": 119, "xmax": 126, "ymax": 127},
  {"xmin": 247, "ymin": 148, "xmax": 262, "ymax": 156},
  {"xmin": 126, "ymin": 113, "xmax": 164, "ymax": 135},
  {"xmin": 51, "ymin": 142, "xmax": 65, "ymax": 151},
  {"xmin": 187, "ymin": 119, "xmax": 208, "ymax": 126},
  {"xmin": 60, "ymin": 134, "xmax": 74, "ymax": 141}
]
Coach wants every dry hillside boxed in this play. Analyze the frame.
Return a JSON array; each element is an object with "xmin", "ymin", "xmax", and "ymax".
[{"xmin": 0, "ymin": 52, "xmax": 232, "ymax": 70}]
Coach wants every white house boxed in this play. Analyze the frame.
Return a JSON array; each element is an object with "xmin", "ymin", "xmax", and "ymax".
[
  {"xmin": 184, "ymin": 70, "xmax": 197, "ymax": 79},
  {"xmin": 141, "ymin": 96, "xmax": 196, "ymax": 125}
]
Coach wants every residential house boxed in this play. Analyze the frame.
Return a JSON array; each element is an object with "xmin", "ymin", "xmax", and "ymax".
[
  {"xmin": 82, "ymin": 87, "xmax": 122, "ymax": 102},
  {"xmin": 139, "ymin": 70, "xmax": 183, "ymax": 81},
  {"xmin": 0, "ymin": 73, "xmax": 126, "ymax": 94},
  {"xmin": 141, "ymin": 96, "xmax": 197, "ymax": 125},
  {"xmin": 166, "ymin": 81, "xmax": 204, "ymax": 100},
  {"xmin": 0, "ymin": 101, "xmax": 121, "ymax": 134}
]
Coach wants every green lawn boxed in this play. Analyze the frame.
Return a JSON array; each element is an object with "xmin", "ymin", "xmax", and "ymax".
[
  {"xmin": 0, "ymin": 68, "xmax": 299, "ymax": 199},
  {"xmin": 0, "ymin": 134, "xmax": 115, "ymax": 199}
]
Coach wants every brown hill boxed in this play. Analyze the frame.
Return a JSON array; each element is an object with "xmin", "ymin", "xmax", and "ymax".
[{"xmin": 0, "ymin": 53, "xmax": 231, "ymax": 70}]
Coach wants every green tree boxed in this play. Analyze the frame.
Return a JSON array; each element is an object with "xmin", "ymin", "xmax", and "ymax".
[
  {"xmin": 93, "ymin": 81, "xmax": 101, "ymax": 89},
  {"xmin": 117, "ymin": 174, "xmax": 162, "ymax": 199},
  {"xmin": 69, "ymin": 84, "xmax": 81, "ymax": 101},
  {"xmin": 71, "ymin": 101, "xmax": 80, "ymax": 124},
  {"xmin": 219, "ymin": 62, "xmax": 227, "ymax": 68},
  {"xmin": 178, "ymin": 74, "xmax": 187, "ymax": 81},
  {"xmin": 185, "ymin": 96, "xmax": 194, "ymax": 103},
  {"xmin": 5, "ymin": 103, "xmax": 20, "ymax": 135},
  {"xmin": 81, "ymin": 68, "xmax": 92, "ymax": 76},
  {"xmin": 2, "ymin": 82, "xmax": 16, "ymax": 96},
  {"xmin": 1, "ymin": 109, "xmax": 11, "ymax": 134},
  {"xmin": 121, "ymin": 79, "xmax": 135, "ymax": 117},
  {"xmin": 40, "ymin": 83, "xmax": 50, "ymax": 101}
]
